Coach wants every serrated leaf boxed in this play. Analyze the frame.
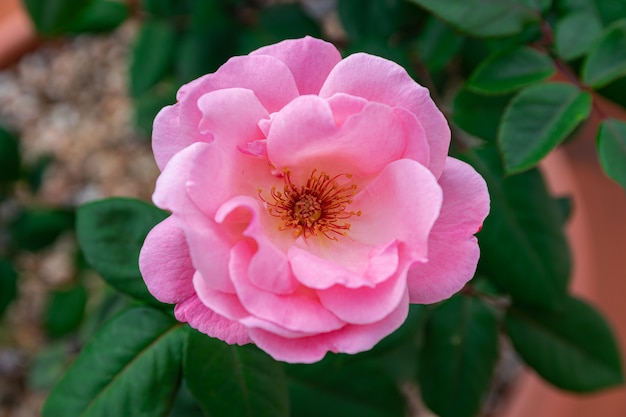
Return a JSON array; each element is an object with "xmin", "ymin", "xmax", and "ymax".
[
  {"xmin": 419, "ymin": 295, "xmax": 499, "ymax": 417},
  {"xmin": 466, "ymin": 146, "xmax": 571, "ymax": 309},
  {"xmin": 23, "ymin": 0, "xmax": 94, "ymax": 35},
  {"xmin": 76, "ymin": 198, "xmax": 168, "ymax": 304},
  {"xmin": 130, "ymin": 20, "xmax": 177, "ymax": 98},
  {"xmin": 499, "ymin": 82, "xmax": 592, "ymax": 173},
  {"xmin": 0, "ymin": 259, "xmax": 18, "ymax": 317},
  {"xmin": 43, "ymin": 307, "xmax": 186, "ymax": 417},
  {"xmin": 286, "ymin": 358, "xmax": 406, "ymax": 417},
  {"xmin": 468, "ymin": 46, "xmax": 555, "ymax": 94},
  {"xmin": 184, "ymin": 330, "xmax": 289, "ymax": 417},
  {"xmin": 597, "ymin": 118, "xmax": 626, "ymax": 190},
  {"xmin": 506, "ymin": 296, "xmax": 624, "ymax": 391},
  {"xmin": 555, "ymin": 12, "xmax": 603, "ymax": 60},
  {"xmin": 583, "ymin": 19, "xmax": 626, "ymax": 88},
  {"xmin": 407, "ymin": 0, "xmax": 541, "ymax": 37},
  {"xmin": 452, "ymin": 88, "xmax": 513, "ymax": 142}
]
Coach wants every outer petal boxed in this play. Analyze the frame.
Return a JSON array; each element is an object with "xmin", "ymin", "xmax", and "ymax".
[
  {"xmin": 139, "ymin": 216, "xmax": 195, "ymax": 304},
  {"xmin": 266, "ymin": 95, "xmax": 407, "ymax": 178},
  {"xmin": 251, "ymin": 36, "xmax": 341, "ymax": 95},
  {"xmin": 407, "ymin": 157, "xmax": 490, "ymax": 304},
  {"xmin": 319, "ymin": 53, "xmax": 450, "ymax": 178},
  {"xmin": 174, "ymin": 294, "xmax": 251, "ymax": 345},
  {"xmin": 349, "ymin": 159, "xmax": 442, "ymax": 261}
]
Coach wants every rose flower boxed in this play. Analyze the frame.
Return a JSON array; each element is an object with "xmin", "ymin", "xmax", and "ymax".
[{"xmin": 139, "ymin": 36, "xmax": 489, "ymax": 363}]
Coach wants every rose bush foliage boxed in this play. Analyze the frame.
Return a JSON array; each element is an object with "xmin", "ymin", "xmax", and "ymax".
[{"xmin": 139, "ymin": 36, "xmax": 489, "ymax": 363}]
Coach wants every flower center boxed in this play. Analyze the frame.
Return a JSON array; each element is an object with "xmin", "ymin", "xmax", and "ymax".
[{"xmin": 258, "ymin": 169, "xmax": 361, "ymax": 240}]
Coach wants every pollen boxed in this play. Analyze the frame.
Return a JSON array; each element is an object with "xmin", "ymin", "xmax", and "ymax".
[{"xmin": 258, "ymin": 169, "xmax": 361, "ymax": 240}]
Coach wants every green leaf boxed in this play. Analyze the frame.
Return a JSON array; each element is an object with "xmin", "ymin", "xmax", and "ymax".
[
  {"xmin": 597, "ymin": 118, "xmax": 626, "ymax": 189},
  {"xmin": 468, "ymin": 46, "xmax": 555, "ymax": 94},
  {"xmin": 415, "ymin": 16, "xmax": 465, "ymax": 72},
  {"xmin": 27, "ymin": 341, "xmax": 73, "ymax": 390},
  {"xmin": 23, "ymin": 0, "xmax": 94, "ymax": 35},
  {"xmin": 452, "ymin": 88, "xmax": 513, "ymax": 142},
  {"xmin": 43, "ymin": 307, "xmax": 186, "ymax": 417},
  {"xmin": 419, "ymin": 295, "xmax": 499, "ymax": 417},
  {"xmin": 140, "ymin": 0, "xmax": 190, "ymax": 19},
  {"xmin": 10, "ymin": 208, "xmax": 75, "ymax": 252},
  {"xmin": 286, "ymin": 359, "xmax": 406, "ymax": 417},
  {"xmin": 583, "ymin": 19, "xmax": 626, "ymax": 88},
  {"xmin": 555, "ymin": 12, "xmax": 603, "ymax": 60},
  {"xmin": 130, "ymin": 20, "xmax": 177, "ymax": 98},
  {"xmin": 338, "ymin": 0, "xmax": 408, "ymax": 42},
  {"xmin": 506, "ymin": 296, "xmax": 624, "ymax": 391},
  {"xmin": 134, "ymin": 82, "xmax": 177, "ymax": 135},
  {"xmin": 259, "ymin": 4, "xmax": 322, "ymax": 40},
  {"xmin": 184, "ymin": 330, "xmax": 289, "ymax": 417},
  {"xmin": 407, "ymin": 0, "xmax": 541, "ymax": 37},
  {"xmin": 76, "ymin": 198, "xmax": 168, "ymax": 304},
  {"xmin": 0, "ymin": 126, "xmax": 20, "ymax": 182},
  {"xmin": 67, "ymin": 0, "xmax": 130, "ymax": 33},
  {"xmin": 499, "ymin": 82, "xmax": 592, "ymax": 173},
  {"xmin": 0, "ymin": 259, "xmax": 18, "ymax": 318},
  {"xmin": 467, "ymin": 146, "xmax": 571, "ymax": 309},
  {"xmin": 44, "ymin": 284, "xmax": 88, "ymax": 338}
]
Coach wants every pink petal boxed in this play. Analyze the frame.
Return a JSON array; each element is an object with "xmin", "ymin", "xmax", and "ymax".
[
  {"xmin": 407, "ymin": 157, "xmax": 490, "ymax": 304},
  {"xmin": 349, "ymin": 159, "xmax": 442, "ymax": 261},
  {"xmin": 319, "ymin": 53, "xmax": 450, "ymax": 178},
  {"xmin": 229, "ymin": 241, "xmax": 345, "ymax": 333},
  {"xmin": 251, "ymin": 36, "xmax": 342, "ymax": 95},
  {"xmin": 326, "ymin": 93, "xmax": 368, "ymax": 127},
  {"xmin": 266, "ymin": 95, "xmax": 407, "ymax": 178},
  {"xmin": 394, "ymin": 107, "xmax": 430, "ymax": 168},
  {"xmin": 139, "ymin": 216, "xmax": 195, "ymax": 304},
  {"xmin": 317, "ymin": 259, "xmax": 408, "ymax": 324},
  {"xmin": 288, "ymin": 240, "xmax": 399, "ymax": 289},
  {"xmin": 174, "ymin": 294, "xmax": 251, "ymax": 345},
  {"xmin": 152, "ymin": 104, "xmax": 187, "ymax": 171},
  {"xmin": 248, "ymin": 327, "xmax": 334, "ymax": 363}
]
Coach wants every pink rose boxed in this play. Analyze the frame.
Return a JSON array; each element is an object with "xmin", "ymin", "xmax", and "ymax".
[{"xmin": 139, "ymin": 36, "xmax": 489, "ymax": 363}]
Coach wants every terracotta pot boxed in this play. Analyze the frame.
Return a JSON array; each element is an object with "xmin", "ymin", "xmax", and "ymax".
[
  {"xmin": 0, "ymin": 0, "xmax": 37, "ymax": 69},
  {"xmin": 501, "ymin": 100, "xmax": 626, "ymax": 417}
]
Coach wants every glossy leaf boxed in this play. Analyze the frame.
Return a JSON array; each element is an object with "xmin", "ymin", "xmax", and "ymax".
[
  {"xmin": 0, "ymin": 259, "xmax": 18, "ymax": 318},
  {"xmin": 67, "ymin": 0, "xmax": 130, "ymax": 33},
  {"xmin": 506, "ymin": 296, "xmax": 624, "ymax": 391},
  {"xmin": 43, "ymin": 307, "xmax": 186, "ymax": 417},
  {"xmin": 467, "ymin": 146, "xmax": 571, "ymax": 309},
  {"xmin": 452, "ymin": 88, "xmax": 513, "ymax": 142},
  {"xmin": 23, "ymin": 0, "xmax": 94, "ymax": 35},
  {"xmin": 468, "ymin": 46, "xmax": 555, "ymax": 94},
  {"xmin": 44, "ymin": 284, "xmax": 88, "ymax": 338},
  {"xmin": 419, "ymin": 295, "xmax": 499, "ymax": 417},
  {"xmin": 0, "ymin": 126, "xmax": 20, "ymax": 182},
  {"xmin": 583, "ymin": 19, "xmax": 626, "ymax": 88},
  {"xmin": 597, "ymin": 118, "xmax": 626, "ymax": 190},
  {"xmin": 286, "ymin": 358, "xmax": 406, "ymax": 417},
  {"xmin": 415, "ymin": 16, "xmax": 465, "ymax": 72},
  {"xmin": 130, "ymin": 20, "xmax": 177, "ymax": 98},
  {"xmin": 555, "ymin": 12, "xmax": 603, "ymax": 60},
  {"xmin": 407, "ymin": 0, "xmax": 541, "ymax": 37},
  {"xmin": 499, "ymin": 82, "xmax": 592, "ymax": 173},
  {"xmin": 76, "ymin": 198, "xmax": 168, "ymax": 304},
  {"xmin": 184, "ymin": 330, "xmax": 289, "ymax": 417}
]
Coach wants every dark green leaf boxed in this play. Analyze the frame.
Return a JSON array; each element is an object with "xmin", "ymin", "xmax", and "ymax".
[
  {"xmin": 0, "ymin": 259, "xmax": 18, "ymax": 318},
  {"xmin": 134, "ymin": 82, "xmax": 177, "ymax": 135},
  {"xmin": 67, "ymin": 0, "xmax": 130, "ymax": 33},
  {"xmin": 467, "ymin": 146, "xmax": 571, "ymax": 309},
  {"xmin": 419, "ymin": 295, "xmax": 499, "ymax": 417},
  {"xmin": 286, "ymin": 359, "xmax": 406, "ymax": 417},
  {"xmin": 259, "ymin": 4, "xmax": 322, "ymax": 40},
  {"xmin": 141, "ymin": 0, "xmax": 190, "ymax": 18},
  {"xmin": 499, "ymin": 82, "xmax": 592, "ymax": 173},
  {"xmin": 597, "ymin": 118, "xmax": 626, "ymax": 189},
  {"xmin": 10, "ymin": 208, "xmax": 74, "ymax": 252},
  {"xmin": 0, "ymin": 126, "xmax": 20, "ymax": 182},
  {"xmin": 415, "ymin": 16, "xmax": 465, "ymax": 72},
  {"xmin": 44, "ymin": 284, "xmax": 88, "ymax": 338},
  {"xmin": 76, "ymin": 198, "xmax": 168, "ymax": 304},
  {"xmin": 184, "ymin": 330, "xmax": 289, "ymax": 417},
  {"xmin": 555, "ymin": 12, "xmax": 603, "ymax": 60},
  {"xmin": 582, "ymin": 19, "xmax": 626, "ymax": 88},
  {"xmin": 130, "ymin": 20, "xmax": 177, "ymax": 98},
  {"xmin": 43, "ymin": 307, "xmax": 186, "ymax": 417},
  {"xmin": 596, "ymin": 0, "xmax": 626, "ymax": 26},
  {"xmin": 338, "ymin": 0, "xmax": 407, "ymax": 41},
  {"xmin": 167, "ymin": 381, "xmax": 205, "ymax": 417},
  {"xmin": 23, "ymin": 0, "xmax": 94, "ymax": 35},
  {"xmin": 506, "ymin": 296, "xmax": 624, "ymax": 391},
  {"xmin": 452, "ymin": 88, "xmax": 513, "ymax": 142},
  {"xmin": 407, "ymin": 0, "xmax": 541, "ymax": 37},
  {"xmin": 468, "ymin": 46, "xmax": 554, "ymax": 94}
]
